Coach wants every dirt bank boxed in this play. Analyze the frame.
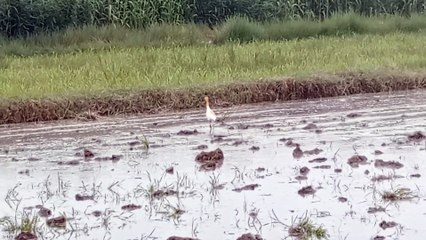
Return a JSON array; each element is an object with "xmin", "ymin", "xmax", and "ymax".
[{"xmin": 1, "ymin": 71, "xmax": 425, "ymax": 125}]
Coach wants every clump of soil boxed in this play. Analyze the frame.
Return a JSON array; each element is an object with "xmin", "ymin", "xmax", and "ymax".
[
  {"xmin": 233, "ymin": 184, "xmax": 260, "ymax": 192},
  {"xmin": 236, "ymin": 233, "xmax": 263, "ymax": 240},
  {"xmin": 313, "ymin": 165, "xmax": 331, "ymax": 169},
  {"xmin": 152, "ymin": 189, "xmax": 177, "ymax": 198},
  {"xmin": 334, "ymin": 168, "xmax": 342, "ymax": 173},
  {"xmin": 84, "ymin": 149, "xmax": 94, "ymax": 158},
  {"xmin": 58, "ymin": 160, "xmax": 80, "ymax": 165},
  {"xmin": 46, "ymin": 216, "xmax": 66, "ymax": 228},
  {"xmin": 374, "ymin": 159, "xmax": 403, "ymax": 169},
  {"xmin": 373, "ymin": 236, "xmax": 385, "ymax": 240},
  {"xmin": 232, "ymin": 140, "xmax": 247, "ymax": 146},
  {"xmin": 37, "ymin": 207, "xmax": 52, "ymax": 217},
  {"xmin": 347, "ymin": 155, "xmax": 368, "ymax": 168},
  {"xmin": 302, "ymin": 123, "xmax": 318, "ymax": 130},
  {"xmin": 379, "ymin": 221, "xmax": 397, "ymax": 230},
  {"xmin": 303, "ymin": 148, "xmax": 323, "ymax": 155},
  {"xmin": 374, "ymin": 150, "xmax": 383, "ymax": 155},
  {"xmin": 347, "ymin": 112, "xmax": 361, "ymax": 118},
  {"xmin": 121, "ymin": 204, "xmax": 142, "ymax": 211},
  {"xmin": 75, "ymin": 194, "xmax": 94, "ymax": 201},
  {"xmin": 367, "ymin": 206, "xmax": 386, "ymax": 214},
  {"xmin": 177, "ymin": 129, "xmax": 198, "ymax": 135},
  {"xmin": 18, "ymin": 169, "xmax": 30, "ymax": 175},
  {"xmin": 249, "ymin": 146, "xmax": 260, "ymax": 151},
  {"xmin": 94, "ymin": 154, "xmax": 122, "ymax": 162},
  {"xmin": 300, "ymin": 166, "xmax": 310, "ymax": 176},
  {"xmin": 166, "ymin": 166, "xmax": 174, "ymax": 174},
  {"xmin": 298, "ymin": 186, "xmax": 316, "ymax": 197},
  {"xmin": 407, "ymin": 131, "xmax": 425, "ymax": 142},
  {"xmin": 285, "ymin": 140, "xmax": 298, "ymax": 147},
  {"xmin": 309, "ymin": 157, "xmax": 327, "ymax": 163},
  {"xmin": 295, "ymin": 175, "xmax": 308, "ymax": 181},
  {"xmin": 371, "ymin": 175, "xmax": 393, "ymax": 182},
  {"xmin": 167, "ymin": 237, "xmax": 197, "ymax": 240},
  {"xmin": 193, "ymin": 144, "xmax": 208, "ymax": 150},
  {"xmin": 279, "ymin": 137, "xmax": 292, "ymax": 142},
  {"xmin": 195, "ymin": 148, "xmax": 224, "ymax": 171},
  {"xmin": 92, "ymin": 211, "xmax": 102, "ymax": 217},
  {"xmin": 15, "ymin": 232, "xmax": 37, "ymax": 240},
  {"xmin": 410, "ymin": 173, "xmax": 421, "ymax": 178},
  {"xmin": 293, "ymin": 144, "xmax": 303, "ymax": 159},
  {"xmin": 28, "ymin": 157, "xmax": 41, "ymax": 162}
]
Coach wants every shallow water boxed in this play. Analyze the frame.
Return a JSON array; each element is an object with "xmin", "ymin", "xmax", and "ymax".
[{"xmin": 1, "ymin": 89, "xmax": 426, "ymax": 240}]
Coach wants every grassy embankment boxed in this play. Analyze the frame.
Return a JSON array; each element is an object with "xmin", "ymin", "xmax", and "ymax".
[{"xmin": 1, "ymin": 14, "xmax": 426, "ymax": 124}]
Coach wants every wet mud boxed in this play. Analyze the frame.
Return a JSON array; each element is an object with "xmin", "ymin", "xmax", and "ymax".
[{"xmin": 1, "ymin": 89, "xmax": 426, "ymax": 239}]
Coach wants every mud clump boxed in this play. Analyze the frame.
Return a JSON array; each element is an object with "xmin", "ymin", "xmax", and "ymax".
[
  {"xmin": 295, "ymin": 175, "xmax": 308, "ymax": 181},
  {"xmin": 232, "ymin": 140, "xmax": 247, "ymax": 146},
  {"xmin": 302, "ymin": 123, "xmax": 318, "ymax": 130},
  {"xmin": 371, "ymin": 175, "xmax": 396, "ymax": 182},
  {"xmin": 193, "ymin": 144, "xmax": 208, "ymax": 150},
  {"xmin": 94, "ymin": 154, "xmax": 122, "ymax": 162},
  {"xmin": 374, "ymin": 150, "xmax": 383, "ymax": 155},
  {"xmin": 285, "ymin": 140, "xmax": 298, "ymax": 147},
  {"xmin": 28, "ymin": 157, "xmax": 41, "ymax": 162},
  {"xmin": 92, "ymin": 211, "xmax": 102, "ymax": 217},
  {"xmin": 121, "ymin": 204, "xmax": 142, "ymax": 211},
  {"xmin": 15, "ymin": 232, "xmax": 37, "ymax": 240},
  {"xmin": 84, "ymin": 149, "xmax": 94, "ymax": 158},
  {"xmin": 249, "ymin": 146, "xmax": 260, "ymax": 151},
  {"xmin": 347, "ymin": 112, "xmax": 361, "ymax": 118},
  {"xmin": 373, "ymin": 236, "xmax": 385, "ymax": 240},
  {"xmin": 338, "ymin": 197, "xmax": 347, "ymax": 203},
  {"xmin": 58, "ymin": 160, "xmax": 80, "ymax": 165},
  {"xmin": 367, "ymin": 206, "xmax": 386, "ymax": 214},
  {"xmin": 334, "ymin": 168, "xmax": 342, "ymax": 173},
  {"xmin": 410, "ymin": 173, "xmax": 421, "ymax": 178},
  {"xmin": 309, "ymin": 157, "xmax": 327, "ymax": 163},
  {"xmin": 37, "ymin": 207, "xmax": 52, "ymax": 217},
  {"xmin": 75, "ymin": 194, "xmax": 94, "ymax": 201},
  {"xmin": 374, "ymin": 159, "xmax": 403, "ymax": 169},
  {"xmin": 233, "ymin": 184, "xmax": 260, "ymax": 192},
  {"xmin": 167, "ymin": 237, "xmax": 197, "ymax": 240},
  {"xmin": 166, "ymin": 166, "xmax": 174, "ymax": 174},
  {"xmin": 300, "ymin": 166, "xmax": 310, "ymax": 176},
  {"xmin": 313, "ymin": 165, "xmax": 331, "ymax": 169},
  {"xmin": 298, "ymin": 186, "xmax": 316, "ymax": 197},
  {"xmin": 379, "ymin": 221, "xmax": 397, "ymax": 230},
  {"xmin": 407, "ymin": 131, "xmax": 425, "ymax": 142},
  {"xmin": 347, "ymin": 155, "xmax": 368, "ymax": 168},
  {"xmin": 152, "ymin": 189, "xmax": 177, "ymax": 198},
  {"xmin": 195, "ymin": 148, "xmax": 224, "ymax": 171},
  {"xmin": 18, "ymin": 169, "xmax": 30, "ymax": 175},
  {"xmin": 303, "ymin": 148, "xmax": 323, "ymax": 155},
  {"xmin": 177, "ymin": 129, "xmax": 198, "ymax": 135},
  {"xmin": 46, "ymin": 216, "xmax": 66, "ymax": 228},
  {"xmin": 236, "ymin": 233, "xmax": 263, "ymax": 240}
]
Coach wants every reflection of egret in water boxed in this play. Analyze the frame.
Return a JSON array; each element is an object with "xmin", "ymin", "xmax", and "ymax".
[{"xmin": 204, "ymin": 96, "xmax": 217, "ymax": 135}]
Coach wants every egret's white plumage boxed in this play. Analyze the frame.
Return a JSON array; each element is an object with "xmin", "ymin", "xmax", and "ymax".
[{"xmin": 204, "ymin": 96, "xmax": 217, "ymax": 134}]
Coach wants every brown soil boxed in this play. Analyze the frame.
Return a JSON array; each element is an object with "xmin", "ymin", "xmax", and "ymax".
[
  {"xmin": 75, "ymin": 194, "xmax": 95, "ymax": 201},
  {"xmin": 167, "ymin": 237, "xmax": 197, "ymax": 240},
  {"xmin": 407, "ymin": 131, "xmax": 426, "ymax": 142},
  {"xmin": 309, "ymin": 157, "xmax": 327, "ymax": 163},
  {"xmin": 298, "ymin": 186, "xmax": 316, "ymax": 196},
  {"xmin": 302, "ymin": 123, "xmax": 318, "ymax": 130},
  {"xmin": 2, "ymin": 71, "xmax": 426, "ymax": 125},
  {"xmin": 15, "ymin": 232, "xmax": 37, "ymax": 240},
  {"xmin": 195, "ymin": 148, "xmax": 224, "ymax": 171},
  {"xmin": 177, "ymin": 129, "xmax": 199, "ymax": 135},
  {"xmin": 303, "ymin": 148, "xmax": 323, "ymax": 155},
  {"xmin": 121, "ymin": 204, "xmax": 142, "ymax": 211},
  {"xmin": 373, "ymin": 236, "xmax": 385, "ymax": 240},
  {"xmin": 374, "ymin": 159, "xmax": 404, "ymax": 169},
  {"xmin": 232, "ymin": 184, "xmax": 260, "ymax": 192},
  {"xmin": 37, "ymin": 207, "xmax": 52, "ymax": 218},
  {"xmin": 379, "ymin": 221, "xmax": 397, "ymax": 230},
  {"xmin": 338, "ymin": 197, "xmax": 348, "ymax": 202},
  {"xmin": 367, "ymin": 206, "xmax": 386, "ymax": 214},
  {"xmin": 292, "ymin": 144, "xmax": 303, "ymax": 159},
  {"xmin": 347, "ymin": 155, "xmax": 368, "ymax": 168},
  {"xmin": 46, "ymin": 216, "xmax": 66, "ymax": 228},
  {"xmin": 152, "ymin": 189, "xmax": 177, "ymax": 198},
  {"xmin": 299, "ymin": 166, "xmax": 310, "ymax": 176},
  {"xmin": 236, "ymin": 233, "xmax": 263, "ymax": 240}
]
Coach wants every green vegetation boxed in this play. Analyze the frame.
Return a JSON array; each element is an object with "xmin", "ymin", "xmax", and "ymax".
[
  {"xmin": 1, "ymin": 31, "xmax": 425, "ymax": 100},
  {"xmin": 1, "ymin": 0, "xmax": 425, "ymax": 37},
  {"xmin": 2, "ymin": 13, "xmax": 426, "ymax": 57}
]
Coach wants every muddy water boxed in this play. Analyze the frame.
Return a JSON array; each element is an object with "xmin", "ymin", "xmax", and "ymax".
[{"xmin": 1, "ymin": 90, "xmax": 426, "ymax": 240}]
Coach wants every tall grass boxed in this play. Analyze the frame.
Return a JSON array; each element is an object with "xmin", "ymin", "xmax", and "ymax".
[
  {"xmin": 216, "ymin": 12, "xmax": 426, "ymax": 42},
  {"xmin": 1, "ymin": 0, "xmax": 426, "ymax": 37},
  {"xmin": 1, "ymin": 32, "xmax": 426, "ymax": 99},
  {"xmin": 2, "ymin": 13, "xmax": 426, "ymax": 57}
]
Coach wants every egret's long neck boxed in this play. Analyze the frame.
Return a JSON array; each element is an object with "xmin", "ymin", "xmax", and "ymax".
[{"xmin": 205, "ymin": 100, "xmax": 210, "ymax": 109}]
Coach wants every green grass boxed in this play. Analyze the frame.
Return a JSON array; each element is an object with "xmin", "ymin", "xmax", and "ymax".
[
  {"xmin": 2, "ymin": 13, "xmax": 426, "ymax": 57},
  {"xmin": 1, "ymin": 32, "xmax": 426, "ymax": 100},
  {"xmin": 216, "ymin": 13, "xmax": 426, "ymax": 43}
]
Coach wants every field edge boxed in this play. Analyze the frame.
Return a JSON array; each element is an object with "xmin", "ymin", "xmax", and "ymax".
[{"xmin": 1, "ymin": 70, "xmax": 426, "ymax": 125}]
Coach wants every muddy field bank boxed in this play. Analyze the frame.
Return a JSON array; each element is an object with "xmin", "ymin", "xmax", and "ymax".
[{"xmin": 1, "ymin": 71, "xmax": 426, "ymax": 125}]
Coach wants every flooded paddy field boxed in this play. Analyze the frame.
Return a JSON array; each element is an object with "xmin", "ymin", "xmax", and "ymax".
[{"xmin": 1, "ymin": 90, "xmax": 426, "ymax": 240}]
